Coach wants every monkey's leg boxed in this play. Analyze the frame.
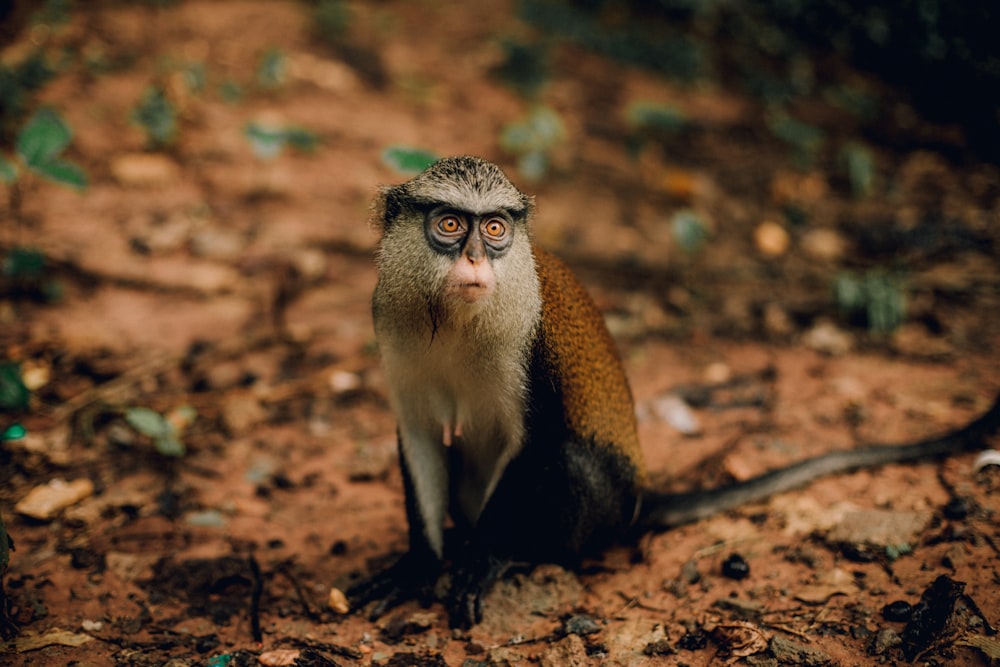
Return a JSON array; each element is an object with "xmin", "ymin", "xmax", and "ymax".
[
  {"xmin": 446, "ymin": 437, "xmax": 641, "ymax": 627},
  {"xmin": 347, "ymin": 439, "xmax": 443, "ymax": 619}
]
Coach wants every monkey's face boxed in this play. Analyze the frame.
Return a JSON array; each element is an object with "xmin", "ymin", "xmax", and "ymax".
[
  {"xmin": 373, "ymin": 157, "xmax": 541, "ymax": 337},
  {"xmin": 425, "ymin": 207, "xmax": 515, "ymax": 306}
]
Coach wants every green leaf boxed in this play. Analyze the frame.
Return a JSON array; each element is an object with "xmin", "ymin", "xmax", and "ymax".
[
  {"xmin": 124, "ymin": 406, "xmax": 171, "ymax": 439},
  {"xmin": 314, "ymin": 0, "xmax": 352, "ymax": 44},
  {"xmin": 0, "ymin": 363, "xmax": 30, "ymax": 411},
  {"xmin": 131, "ymin": 87, "xmax": 178, "ymax": 147},
  {"xmin": 154, "ymin": 433, "xmax": 186, "ymax": 457},
  {"xmin": 516, "ymin": 150, "xmax": 548, "ymax": 183},
  {"xmin": 841, "ymin": 141, "xmax": 875, "ymax": 198},
  {"xmin": 0, "ymin": 155, "xmax": 18, "ymax": 184},
  {"xmin": 1, "ymin": 423, "xmax": 27, "ymax": 441},
  {"xmin": 283, "ymin": 127, "xmax": 319, "ymax": 153},
  {"xmin": 834, "ymin": 270, "xmax": 907, "ymax": 333},
  {"xmin": 30, "ymin": 158, "xmax": 88, "ymax": 190},
  {"xmin": 767, "ymin": 110, "xmax": 824, "ymax": 165},
  {"xmin": 381, "ymin": 146, "xmax": 438, "ymax": 174},
  {"xmin": 3, "ymin": 246, "xmax": 46, "ymax": 279},
  {"xmin": 626, "ymin": 101, "xmax": 688, "ymax": 134},
  {"xmin": 218, "ymin": 79, "xmax": 244, "ymax": 104},
  {"xmin": 500, "ymin": 106, "xmax": 565, "ymax": 153},
  {"xmin": 493, "ymin": 38, "xmax": 550, "ymax": 98},
  {"xmin": 256, "ymin": 49, "xmax": 286, "ymax": 89},
  {"xmin": 245, "ymin": 122, "xmax": 286, "ymax": 159},
  {"xmin": 671, "ymin": 209, "xmax": 709, "ymax": 254},
  {"xmin": 17, "ymin": 108, "xmax": 73, "ymax": 167}
]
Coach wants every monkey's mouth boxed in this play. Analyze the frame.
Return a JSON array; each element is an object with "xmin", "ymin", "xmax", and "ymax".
[{"xmin": 449, "ymin": 282, "xmax": 493, "ymax": 303}]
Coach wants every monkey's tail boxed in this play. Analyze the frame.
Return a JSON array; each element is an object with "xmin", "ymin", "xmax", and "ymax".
[{"xmin": 638, "ymin": 392, "xmax": 1000, "ymax": 530}]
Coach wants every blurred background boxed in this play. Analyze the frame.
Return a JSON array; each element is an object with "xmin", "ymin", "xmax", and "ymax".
[{"xmin": 1, "ymin": 1, "xmax": 999, "ymax": 664}]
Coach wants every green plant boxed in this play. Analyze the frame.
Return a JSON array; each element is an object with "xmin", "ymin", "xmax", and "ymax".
[
  {"xmin": 839, "ymin": 141, "xmax": 875, "ymax": 198},
  {"xmin": 625, "ymin": 101, "xmax": 689, "ymax": 155},
  {"xmin": 1, "ymin": 423, "xmax": 26, "ymax": 441},
  {"xmin": 381, "ymin": 146, "xmax": 438, "ymax": 174},
  {"xmin": 671, "ymin": 209, "xmax": 710, "ymax": 254},
  {"xmin": 244, "ymin": 122, "xmax": 320, "ymax": 159},
  {"xmin": 499, "ymin": 106, "xmax": 565, "ymax": 181},
  {"xmin": 0, "ymin": 107, "xmax": 87, "ymax": 191},
  {"xmin": 313, "ymin": 0, "xmax": 352, "ymax": 47},
  {"xmin": 0, "ymin": 51, "xmax": 56, "ymax": 141},
  {"xmin": 131, "ymin": 86, "xmax": 178, "ymax": 148},
  {"xmin": 1, "ymin": 108, "xmax": 87, "ymax": 252},
  {"xmin": 217, "ymin": 79, "xmax": 244, "ymax": 104},
  {"xmin": 766, "ymin": 109, "xmax": 825, "ymax": 167},
  {"xmin": 492, "ymin": 38, "xmax": 550, "ymax": 99},
  {"xmin": 834, "ymin": 269, "xmax": 907, "ymax": 333},
  {"xmin": 124, "ymin": 405, "xmax": 195, "ymax": 457},
  {"xmin": 256, "ymin": 49, "xmax": 287, "ymax": 90},
  {"xmin": 0, "ymin": 363, "xmax": 30, "ymax": 412},
  {"xmin": 1, "ymin": 246, "xmax": 62, "ymax": 302}
]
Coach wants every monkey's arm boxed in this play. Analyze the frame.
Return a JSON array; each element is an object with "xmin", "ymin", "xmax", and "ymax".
[{"xmin": 639, "ymin": 392, "xmax": 1000, "ymax": 530}]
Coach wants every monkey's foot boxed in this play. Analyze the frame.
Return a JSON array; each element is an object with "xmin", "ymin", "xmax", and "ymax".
[
  {"xmin": 346, "ymin": 551, "xmax": 440, "ymax": 621},
  {"xmin": 446, "ymin": 553, "xmax": 518, "ymax": 629}
]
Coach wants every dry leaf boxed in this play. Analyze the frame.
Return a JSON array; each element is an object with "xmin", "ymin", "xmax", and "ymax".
[
  {"xmin": 15, "ymin": 478, "xmax": 95, "ymax": 521},
  {"xmin": 795, "ymin": 567, "xmax": 858, "ymax": 604},
  {"xmin": 957, "ymin": 633, "xmax": 1000, "ymax": 660},
  {"xmin": 10, "ymin": 629, "xmax": 93, "ymax": 652},
  {"xmin": 712, "ymin": 621, "xmax": 769, "ymax": 661}
]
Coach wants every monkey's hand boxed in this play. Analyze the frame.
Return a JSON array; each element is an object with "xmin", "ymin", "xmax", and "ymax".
[
  {"xmin": 446, "ymin": 551, "xmax": 518, "ymax": 629},
  {"xmin": 346, "ymin": 550, "xmax": 441, "ymax": 620}
]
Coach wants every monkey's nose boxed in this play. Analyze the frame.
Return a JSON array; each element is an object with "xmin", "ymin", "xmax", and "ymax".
[{"xmin": 464, "ymin": 243, "xmax": 485, "ymax": 263}]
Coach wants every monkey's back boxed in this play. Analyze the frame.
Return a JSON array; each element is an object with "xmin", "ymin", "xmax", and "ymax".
[{"xmin": 531, "ymin": 247, "xmax": 646, "ymax": 485}]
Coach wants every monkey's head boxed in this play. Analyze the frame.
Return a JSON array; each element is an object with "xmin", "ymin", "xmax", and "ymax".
[{"xmin": 373, "ymin": 157, "xmax": 541, "ymax": 334}]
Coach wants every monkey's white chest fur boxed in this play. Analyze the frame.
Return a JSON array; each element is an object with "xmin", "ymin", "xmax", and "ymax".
[{"xmin": 379, "ymin": 326, "xmax": 531, "ymax": 557}]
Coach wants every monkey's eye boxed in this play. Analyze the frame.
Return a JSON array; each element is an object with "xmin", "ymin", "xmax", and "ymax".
[
  {"xmin": 482, "ymin": 218, "xmax": 508, "ymax": 241},
  {"xmin": 436, "ymin": 215, "xmax": 465, "ymax": 237}
]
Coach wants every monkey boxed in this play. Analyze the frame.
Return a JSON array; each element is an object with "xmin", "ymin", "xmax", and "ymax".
[{"xmin": 351, "ymin": 155, "xmax": 1000, "ymax": 629}]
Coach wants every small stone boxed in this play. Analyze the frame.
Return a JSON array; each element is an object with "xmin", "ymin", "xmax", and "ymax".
[
  {"xmin": 754, "ymin": 221, "xmax": 790, "ymax": 257},
  {"xmin": 870, "ymin": 627, "xmax": 902, "ymax": 655},
  {"xmin": 190, "ymin": 229, "xmax": 245, "ymax": 261},
  {"xmin": 721, "ymin": 553, "xmax": 750, "ymax": 580},
  {"xmin": 762, "ymin": 302, "xmax": 795, "ymax": 337},
  {"xmin": 942, "ymin": 496, "xmax": 971, "ymax": 521},
  {"xmin": 769, "ymin": 635, "xmax": 834, "ymax": 665},
  {"xmin": 882, "ymin": 600, "xmax": 913, "ymax": 622},
  {"xmin": 801, "ymin": 228, "xmax": 848, "ymax": 262},
  {"xmin": 650, "ymin": 393, "xmax": 701, "ymax": 435},
  {"xmin": 292, "ymin": 248, "xmax": 328, "ymax": 281},
  {"xmin": 825, "ymin": 509, "xmax": 932, "ymax": 548},
  {"xmin": 802, "ymin": 320, "xmax": 854, "ymax": 355},
  {"xmin": 329, "ymin": 370, "xmax": 362, "ymax": 394},
  {"xmin": 562, "ymin": 614, "xmax": 601, "ymax": 636},
  {"xmin": 110, "ymin": 153, "xmax": 181, "ymax": 187},
  {"xmin": 258, "ymin": 649, "xmax": 300, "ymax": 666},
  {"xmin": 221, "ymin": 392, "xmax": 266, "ymax": 435},
  {"xmin": 539, "ymin": 634, "xmax": 588, "ymax": 667},
  {"xmin": 328, "ymin": 587, "xmax": 350, "ymax": 614},
  {"xmin": 703, "ymin": 361, "xmax": 731, "ymax": 384}
]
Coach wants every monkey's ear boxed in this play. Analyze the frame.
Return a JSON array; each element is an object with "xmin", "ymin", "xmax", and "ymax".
[
  {"xmin": 371, "ymin": 185, "xmax": 402, "ymax": 230},
  {"xmin": 519, "ymin": 193, "xmax": 536, "ymax": 219}
]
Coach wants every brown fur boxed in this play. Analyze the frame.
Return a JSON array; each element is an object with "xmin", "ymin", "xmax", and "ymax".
[{"xmin": 533, "ymin": 247, "xmax": 646, "ymax": 485}]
